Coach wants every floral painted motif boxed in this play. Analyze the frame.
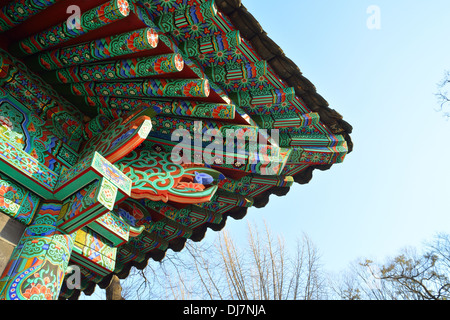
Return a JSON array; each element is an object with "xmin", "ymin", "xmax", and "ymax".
[
  {"xmin": 117, "ymin": 0, "xmax": 130, "ymax": 16},
  {"xmin": 22, "ymin": 271, "xmax": 57, "ymax": 300},
  {"xmin": 175, "ymin": 182, "xmax": 205, "ymax": 192},
  {"xmin": 0, "ymin": 185, "xmax": 14, "ymax": 208},
  {"xmin": 146, "ymin": 28, "xmax": 159, "ymax": 47}
]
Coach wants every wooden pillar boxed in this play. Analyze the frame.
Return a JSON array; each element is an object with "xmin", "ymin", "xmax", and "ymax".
[{"xmin": 0, "ymin": 203, "xmax": 74, "ymax": 300}]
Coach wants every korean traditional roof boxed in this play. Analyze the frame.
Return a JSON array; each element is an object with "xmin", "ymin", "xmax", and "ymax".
[{"xmin": 0, "ymin": 0, "xmax": 352, "ymax": 299}]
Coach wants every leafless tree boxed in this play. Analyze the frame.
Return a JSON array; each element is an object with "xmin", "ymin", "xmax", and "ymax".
[
  {"xmin": 120, "ymin": 221, "xmax": 327, "ymax": 300},
  {"xmin": 331, "ymin": 234, "xmax": 450, "ymax": 300},
  {"xmin": 436, "ymin": 70, "xmax": 450, "ymax": 119},
  {"xmin": 87, "ymin": 230, "xmax": 450, "ymax": 301}
]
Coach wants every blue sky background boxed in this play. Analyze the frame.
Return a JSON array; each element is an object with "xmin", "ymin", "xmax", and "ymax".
[{"xmin": 215, "ymin": 0, "xmax": 450, "ymax": 273}]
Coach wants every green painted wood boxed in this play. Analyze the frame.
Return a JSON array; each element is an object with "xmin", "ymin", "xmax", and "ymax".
[
  {"xmin": 54, "ymin": 152, "xmax": 131, "ymax": 201},
  {"xmin": 71, "ymin": 227, "xmax": 117, "ymax": 276},
  {"xmin": 87, "ymin": 211, "xmax": 130, "ymax": 247},
  {"xmin": 10, "ymin": 0, "xmax": 132, "ymax": 57},
  {"xmin": 56, "ymin": 177, "xmax": 118, "ymax": 234},
  {"xmin": 0, "ymin": 131, "xmax": 58, "ymax": 199}
]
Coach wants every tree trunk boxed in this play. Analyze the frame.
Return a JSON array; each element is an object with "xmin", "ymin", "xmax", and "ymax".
[{"xmin": 106, "ymin": 275, "xmax": 125, "ymax": 300}]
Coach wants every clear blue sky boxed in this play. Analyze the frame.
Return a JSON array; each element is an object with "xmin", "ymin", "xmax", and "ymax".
[{"xmin": 217, "ymin": 0, "xmax": 450, "ymax": 272}]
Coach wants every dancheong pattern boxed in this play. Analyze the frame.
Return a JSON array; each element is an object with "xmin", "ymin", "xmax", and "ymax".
[{"xmin": 0, "ymin": 0, "xmax": 350, "ymax": 300}]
